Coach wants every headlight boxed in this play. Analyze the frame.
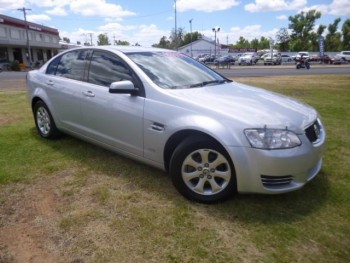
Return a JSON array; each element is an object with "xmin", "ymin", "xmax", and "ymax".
[{"xmin": 244, "ymin": 128, "xmax": 301, "ymax": 149}]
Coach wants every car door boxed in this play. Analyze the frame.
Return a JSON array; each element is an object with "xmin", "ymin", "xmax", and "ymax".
[
  {"xmin": 45, "ymin": 49, "xmax": 91, "ymax": 133},
  {"xmin": 79, "ymin": 50, "xmax": 145, "ymax": 157}
]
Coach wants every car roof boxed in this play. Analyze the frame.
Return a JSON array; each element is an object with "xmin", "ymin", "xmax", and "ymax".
[{"xmin": 68, "ymin": 45, "xmax": 173, "ymax": 54}]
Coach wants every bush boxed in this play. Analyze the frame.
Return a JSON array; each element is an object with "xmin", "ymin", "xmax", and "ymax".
[{"xmin": 10, "ymin": 60, "xmax": 21, "ymax": 71}]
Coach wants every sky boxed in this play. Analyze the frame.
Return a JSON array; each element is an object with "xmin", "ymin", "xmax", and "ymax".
[{"xmin": 0, "ymin": 0, "xmax": 349, "ymax": 46}]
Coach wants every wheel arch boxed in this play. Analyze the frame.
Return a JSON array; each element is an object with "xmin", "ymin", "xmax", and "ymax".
[
  {"xmin": 163, "ymin": 129, "xmax": 234, "ymax": 173},
  {"xmin": 31, "ymin": 96, "xmax": 44, "ymax": 112}
]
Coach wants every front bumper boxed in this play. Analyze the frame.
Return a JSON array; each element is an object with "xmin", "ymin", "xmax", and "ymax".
[{"xmin": 227, "ymin": 125, "xmax": 326, "ymax": 194}]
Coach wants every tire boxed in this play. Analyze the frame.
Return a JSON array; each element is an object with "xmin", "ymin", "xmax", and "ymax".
[
  {"xmin": 296, "ymin": 64, "xmax": 300, "ymax": 69},
  {"xmin": 170, "ymin": 136, "xmax": 236, "ymax": 203},
  {"xmin": 33, "ymin": 101, "xmax": 61, "ymax": 139}
]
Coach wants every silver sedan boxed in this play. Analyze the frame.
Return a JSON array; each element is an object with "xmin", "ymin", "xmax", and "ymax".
[{"xmin": 26, "ymin": 46, "xmax": 326, "ymax": 203}]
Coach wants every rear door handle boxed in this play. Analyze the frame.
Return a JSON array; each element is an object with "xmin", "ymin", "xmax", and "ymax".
[
  {"xmin": 82, "ymin": 91, "xmax": 95, "ymax": 97},
  {"xmin": 46, "ymin": 80, "xmax": 54, "ymax": 86}
]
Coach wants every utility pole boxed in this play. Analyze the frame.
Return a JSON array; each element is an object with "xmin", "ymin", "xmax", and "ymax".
[
  {"xmin": 189, "ymin": 19, "xmax": 193, "ymax": 57},
  {"xmin": 174, "ymin": 0, "xmax": 178, "ymax": 50},
  {"xmin": 18, "ymin": 7, "xmax": 32, "ymax": 68},
  {"xmin": 89, "ymin": 33, "xmax": 93, "ymax": 46},
  {"xmin": 212, "ymin": 27, "xmax": 220, "ymax": 59}
]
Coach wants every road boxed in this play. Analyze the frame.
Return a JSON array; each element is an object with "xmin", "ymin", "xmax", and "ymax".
[
  {"xmin": 0, "ymin": 64, "xmax": 349, "ymax": 88},
  {"xmin": 214, "ymin": 64, "xmax": 350, "ymax": 78}
]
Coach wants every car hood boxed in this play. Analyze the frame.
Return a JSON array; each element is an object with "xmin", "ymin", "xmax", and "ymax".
[{"xmin": 169, "ymin": 82, "xmax": 317, "ymax": 133}]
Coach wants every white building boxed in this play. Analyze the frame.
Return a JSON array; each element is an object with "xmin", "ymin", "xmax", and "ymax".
[
  {"xmin": 0, "ymin": 14, "xmax": 60, "ymax": 67},
  {"xmin": 178, "ymin": 38, "xmax": 229, "ymax": 58}
]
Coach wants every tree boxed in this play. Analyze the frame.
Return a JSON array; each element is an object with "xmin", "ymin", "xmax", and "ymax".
[
  {"xmin": 250, "ymin": 38, "xmax": 259, "ymax": 50},
  {"xmin": 342, "ymin": 19, "xmax": 350, "ymax": 50},
  {"xmin": 288, "ymin": 9, "xmax": 321, "ymax": 51},
  {"xmin": 152, "ymin": 36, "xmax": 171, "ymax": 49},
  {"xmin": 317, "ymin": 25, "xmax": 326, "ymax": 35},
  {"xmin": 182, "ymin": 32, "xmax": 203, "ymax": 46},
  {"xmin": 233, "ymin": 36, "xmax": 250, "ymax": 48},
  {"xmin": 115, "ymin": 40, "xmax": 130, "ymax": 46},
  {"xmin": 258, "ymin": 36, "xmax": 270, "ymax": 49},
  {"xmin": 97, "ymin": 33, "xmax": 110, "ymax": 46},
  {"xmin": 63, "ymin": 37, "xmax": 70, "ymax": 43},
  {"xmin": 325, "ymin": 18, "xmax": 342, "ymax": 51},
  {"xmin": 276, "ymin": 28, "xmax": 290, "ymax": 51},
  {"xmin": 170, "ymin": 27, "xmax": 186, "ymax": 48},
  {"xmin": 307, "ymin": 25, "xmax": 326, "ymax": 52}
]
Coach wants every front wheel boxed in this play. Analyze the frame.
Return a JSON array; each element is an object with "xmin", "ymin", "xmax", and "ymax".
[
  {"xmin": 170, "ymin": 136, "xmax": 236, "ymax": 203},
  {"xmin": 33, "ymin": 101, "xmax": 61, "ymax": 139}
]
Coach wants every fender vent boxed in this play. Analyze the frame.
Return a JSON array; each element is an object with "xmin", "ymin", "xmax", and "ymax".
[
  {"xmin": 305, "ymin": 120, "xmax": 321, "ymax": 143},
  {"xmin": 261, "ymin": 175, "xmax": 293, "ymax": 186}
]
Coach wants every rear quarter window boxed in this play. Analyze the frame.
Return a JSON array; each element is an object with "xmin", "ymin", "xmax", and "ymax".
[{"xmin": 46, "ymin": 56, "xmax": 61, "ymax": 75}]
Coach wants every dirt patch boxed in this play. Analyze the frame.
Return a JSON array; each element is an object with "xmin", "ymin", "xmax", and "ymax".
[
  {"xmin": 0, "ymin": 80, "xmax": 26, "ymax": 90},
  {"xmin": 0, "ymin": 171, "xmax": 72, "ymax": 263},
  {"xmin": 0, "ymin": 116, "xmax": 24, "ymax": 126}
]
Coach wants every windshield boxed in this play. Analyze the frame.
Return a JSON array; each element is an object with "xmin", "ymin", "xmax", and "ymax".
[{"xmin": 126, "ymin": 52, "xmax": 228, "ymax": 89}]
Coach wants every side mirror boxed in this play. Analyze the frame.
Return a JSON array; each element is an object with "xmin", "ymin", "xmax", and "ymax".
[{"xmin": 109, "ymin": 80, "xmax": 139, "ymax": 95}]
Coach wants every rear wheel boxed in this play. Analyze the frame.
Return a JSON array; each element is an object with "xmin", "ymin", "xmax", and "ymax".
[
  {"xmin": 33, "ymin": 101, "xmax": 61, "ymax": 139},
  {"xmin": 170, "ymin": 136, "xmax": 236, "ymax": 203}
]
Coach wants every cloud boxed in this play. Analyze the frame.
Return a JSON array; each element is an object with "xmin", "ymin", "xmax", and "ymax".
[
  {"xmin": 59, "ymin": 23, "xmax": 170, "ymax": 47},
  {"xmin": 245, "ymin": 0, "xmax": 350, "ymax": 16},
  {"xmin": 69, "ymin": 0, "xmax": 136, "ymax": 19},
  {"xmin": 0, "ymin": 0, "xmax": 26, "ymax": 12},
  {"xmin": 177, "ymin": 0, "xmax": 240, "ymax": 13},
  {"xmin": 329, "ymin": 0, "xmax": 350, "ymax": 15},
  {"xmin": 127, "ymin": 24, "xmax": 170, "ymax": 46},
  {"xmin": 276, "ymin": 15, "xmax": 288, "ymax": 20},
  {"xmin": 199, "ymin": 25, "xmax": 279, "ymax": 45},
  {"xmin": 304, "ymin": 0, "xmax": 350, "ymax": 16},
  {"xmin": 98, "ymin": 23, "xmax": 136, "ymax": 33},
  {"xmin": 245, "ymin": 0, "xmax": 307, "ymax": 12},
  {"xmin": 46, "ymin": 7, "xmax": 67, "ymax": 16},
  {"xmin": 27, "ymin": 14, "xmax": 51, "ymax": 23}
]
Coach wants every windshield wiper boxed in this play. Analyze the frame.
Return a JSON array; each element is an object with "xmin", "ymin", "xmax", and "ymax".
[{"xmin": 189, "ymin": 79, "xmax": 228, "ymax": 88}]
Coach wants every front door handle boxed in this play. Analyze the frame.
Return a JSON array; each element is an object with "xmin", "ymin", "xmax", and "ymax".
[{"xmin": 82, "ymin": 91, "xmax": 95, "ymax": 97}]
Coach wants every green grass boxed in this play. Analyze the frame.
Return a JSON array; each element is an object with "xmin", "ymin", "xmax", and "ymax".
[{"xmin": 0, "ymin": 75, "xmax": 349, "ymax": 263}]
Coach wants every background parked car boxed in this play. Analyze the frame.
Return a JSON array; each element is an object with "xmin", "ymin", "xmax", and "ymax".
[
  {"xmin": 309, "ymin": 54, "xmax": 332, "ymax": 64},
  {"xmin": 238, "ymin": 52, "xmax": 259, "ymax": 65},
  {"xmin": 263, "ymin": 53, "xmax": 282, "ymax": 65},
  {"xmin": 195, "ymin": 54, "xmax": 208, "ymax": 61},
  {"xmin": 0, "ymin": 59, "xmax": 10, "ymax": 71},
  {"xmin": 198, "ymin": 54, "xmax": 216, "ymax": 63},
  {"xmin": 330, "ymin": 56, "xmax": 343, "ymax": 64},
  {"xmin": 281, "ymin": 54, "xmax": 292, "ymax": 63},
  {"xmin": 294, "ymin": 51, "xmax": 310, "ymax": 61},
  {"xmin": 215, "ymin": 55, "xmax": 236, "ymax": 64},
  {"xmin": 336, "ymin": 51, "xmax": 350, "ymax": 63}
]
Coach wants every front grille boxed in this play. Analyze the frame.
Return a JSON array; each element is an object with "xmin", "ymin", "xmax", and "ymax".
[
  {"xmin": 261, "ymin": 175, "xmax": 293, "ymax": 187},
  {"xmin": 305, "ymin": 120, "xmax": 321, "ymax": 143}
]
